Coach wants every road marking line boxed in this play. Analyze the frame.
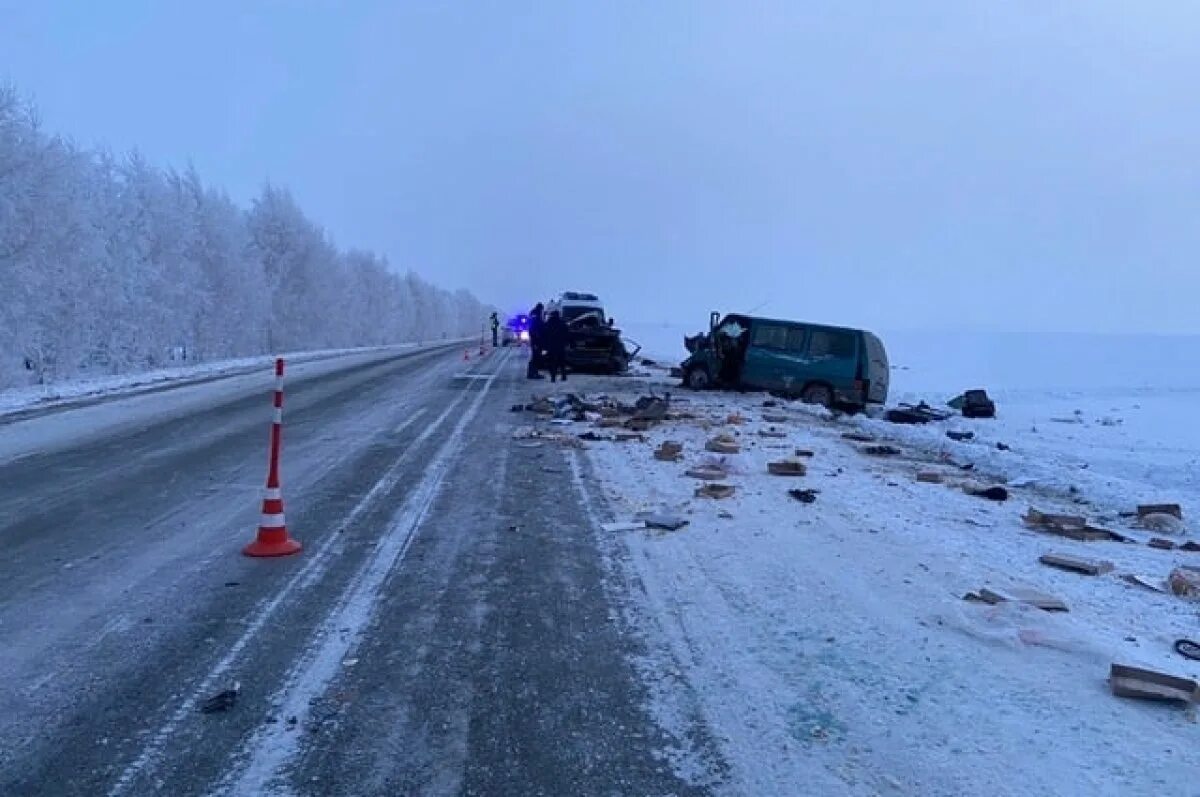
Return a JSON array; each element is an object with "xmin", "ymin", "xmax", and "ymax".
[
  {"xmin": 394, "ymin": 407, "xmax": 427, "ymax": 434},
  {"xmin": 219, "ymin": 367, "xmax": 500, "ymax": 795},
  {"xmin": 107, "ymin": 351, "xmax": 509, "ymax": 796}
]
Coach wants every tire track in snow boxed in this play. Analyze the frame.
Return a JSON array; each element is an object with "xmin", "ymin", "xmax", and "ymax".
[
  {"xmin": 215, "ymin": 353, "xmax": 503, "ymax": 796},
  {"xmin": 107, "ymin": 350, "xmax": 507, "ymax": 797}
]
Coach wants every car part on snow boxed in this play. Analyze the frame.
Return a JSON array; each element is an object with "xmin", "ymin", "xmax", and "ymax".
[
  {"xmin": 200, "ymin": 683, "xmax": 241, "ymax": 714},
  {"xmin": 950, "ymin": 389, "xmax": 997, "ymax": 419},
  {"xmin": 758, "ymin": 428, "xmax": 787, "ymax": 439},
  {"xmin": 863, "ymin": 444, "xmax": 901, "ymax": 457},
  {"xmin": 767, "ymin": 459, "xmax": 808, "ymax": 477},
  {"xmin": 1038, "ymin": 553, "xmax": 1114, "ymax": 576},
  {"xmin": 761, "ymin": 412, "xmax": 789, "ymax": 424},
  {"xmin": 1121, "ymin": 574, "xmax": 1166, "ymax": 593},
  {"xmin": 965, "ymin": 485, "xmax": 1009, "ymax": 502},
  {"xmin": 1168, "ymin": 567, "xmax": 1200, "ymax": 599},
  {"xmin": 842, "ymin": 432, "xmax": 876, "ymax": 443},
  {"xmin": 885, "ymin": 403, "xmax": 954, "ymax": 424},
  {"xmin": 1174, "ymin": 639, "xmax": 1200, "ymax": 662},
  {"xmin": 1022, "ymin": 509, "xmax": 1126, "ymax": 542},
  {"xmin": 601, "ymin": 521, "xmax": 647, "ymax": 533},
  {"xmin": 1137, "ymin": 512, "xmax": 1186, "ymax": 535},
  {"xmin": 705, "ymin": 434, "xmax": 741, "ymax": 455},
  {"xmin": 695, "ymin": 483, "xmax": 736, "ymax": 500},
  {"xmin": 1148, "ymin": 537, "xmax": 1176, "ymax": 550},
  {"xmin": 654, "ymin": 441, "xmax": 684, "ymax": 462},
  {"xmin": 1138, "ymin": 503, "xmax": 1183, "ymax": 520},
  {"xmin": 972, "ymin": 586, "xmax": 1069, "ymax": 612},
  {"xmin": 788, "ymin": 488, "xmax": 819, "ymax": 504},
  {"xmin": 946, "ymin": 430, "xmax": 975, "ymax": 442},
  {"xmin": 793, "ymin": 448, "xmax": 816, "ymax": 458},
  {"xmin": 1109, "ymin": 664, "xmax": 1198, "ymax": 704},
  {"xmin": 686, "ymin": 466, "xmax": 728, "ymax": 481},
  {"xmin": 642, "ymin": 514, "xmax": 689, "ymax": 531},
  {"xmin": 916, "ymin": 471, "xmax": 944, "ymax": 484}
]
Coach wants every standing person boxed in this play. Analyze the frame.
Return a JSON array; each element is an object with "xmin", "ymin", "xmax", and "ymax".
[
  {"xmin": 490, "ymin": 312, "xmax": 500, "ymax": 347},
  {"xmin": 526, "ymin": 303, "xmax": 545, "ymax": 379},
  {"xmin": 542, "ymin": 309, "xmax": 569, "ymax": 383}
]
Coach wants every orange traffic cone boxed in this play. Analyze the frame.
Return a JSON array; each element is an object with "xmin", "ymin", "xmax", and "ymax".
[{"xmin": 244, "ymin": 359, "xmax": 302, "ymax": 558}]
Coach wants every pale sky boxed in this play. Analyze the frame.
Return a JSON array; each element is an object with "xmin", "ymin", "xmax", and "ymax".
[{"xmin": 4, "ymin": 2, "xmax": 1199, "ymax": 333}]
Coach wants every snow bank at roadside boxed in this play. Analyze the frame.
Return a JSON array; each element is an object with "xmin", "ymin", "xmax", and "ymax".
[{"xmin": 0, "ymin": 343, "xmax": 436, "ymax": 418}]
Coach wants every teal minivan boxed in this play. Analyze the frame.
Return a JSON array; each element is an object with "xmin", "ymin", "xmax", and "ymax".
[{"xmin": 681, "ymin": 313, "xmax": 889, "ymax": 409}]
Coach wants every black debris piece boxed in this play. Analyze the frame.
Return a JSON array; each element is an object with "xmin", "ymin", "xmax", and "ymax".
[
  {"xmin": 1175, "ymin": 639, "xmax": 1200, "ymax": 662},
  {"xmin": 996, "ymin": 442, "xmax": 1011, "ymax": 451},
  {"xmin": 885, "ymin": 402, "xmax": 953, "ymax": 425},
  {"xmin": 200, "ymin": 684, "xmax": 241, "ymax": 714},
  {"xmin": 788, "ymin": 488, "xmax": 819, "ymax": 504},
  {"xmin": 946, "ymin": 431, "xmax": 975, "ymax": 442},
  {"xmin": 967, "ymin": 485, "xmax": 1009, "ymax": 502},
  {"xmin": 863, "ymin": 445, "xmax": 902, "ymax": 457},
  {"xmin": 961, "ymin": 389, "xmax": 997, "ymax": 419}
]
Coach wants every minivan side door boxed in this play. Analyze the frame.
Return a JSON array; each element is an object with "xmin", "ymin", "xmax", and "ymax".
[{"xmin": 742, "ymin": 322, "xmax": 802, "ymax": 391}]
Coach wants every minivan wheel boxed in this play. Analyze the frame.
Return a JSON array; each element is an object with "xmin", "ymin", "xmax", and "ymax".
[
  {"xmin": 686, "ymin": 367, "xmax": 712, "ymax": 390},
  {"xmin": 800, "ymin": 383, "xmax": 834, "ymax": 407}
]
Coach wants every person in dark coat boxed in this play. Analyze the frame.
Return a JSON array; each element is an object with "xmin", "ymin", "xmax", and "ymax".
[
  {"xmin": 542, "ymin": 309, "xmax": 569, "ymax": 383},
  {"xmin": 526, "ymin": 303, "xmax": 545, "ymax": 379},
  {"xmin": 490, "ymin": 311, "xmax": 500, "ymax": 348}
]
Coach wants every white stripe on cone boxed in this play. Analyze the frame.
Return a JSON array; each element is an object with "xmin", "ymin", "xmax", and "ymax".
[
  {"xmin": 263, "ymin": 487, "xmax": 282, "ymax": 500},
  {"xmin": 273, "ymin": 408, "xmax": 283, "ymax": 423},
  {"xmin": 260, "ymin": 513, "xmax": 286, "ymax": 528}
]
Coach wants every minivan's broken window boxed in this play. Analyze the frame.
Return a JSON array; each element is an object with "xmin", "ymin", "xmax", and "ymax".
[{"xmin": 808, "ymin": 329, "xmax": 856, "ymax": 359}]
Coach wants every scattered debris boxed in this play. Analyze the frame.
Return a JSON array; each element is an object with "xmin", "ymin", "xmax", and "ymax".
[
  {"xmin": 643, "ymin": 514, "xmax": 689, "ymax": 531},
  {"xmin": 695, "ymin": 483, "xmax": 736, "ymax": 500},
  {"xmin": 946, "ymin": 430, "xmax": 975, "ymax": 442},
  {"xmin": 793, "ymin": 448, "xmax": 815, "ymax": 458},
  {"xmin": 758, "ymin": 428, "xmax": 788, "ymax": 439},
  {"xmin": 762, "ymin": 412, "xmax": 790, "ymax": 424},
  {"xmin": 1038, "ymin": 553, "xmax": 1113, "ymax": 576},
  {"xmin": 614, "ymin": 432, "xmax": 645, "ymax": 443},
  {"xmin": 685, "ymin": 466, "xmax": 728, "ymax": 481},
  {"xmin": 949, "ymin": 389, "xmax": 997, "ymax": 419},
  {"xmin": 718, "ymin": 510, "xmax": 734, "ymax": 519},
  {"xmin": 200, "ymin": 683, "xmax": 241, "ymax": 714},
  {"xmin": 996, "ymin": 442, "xmax": 1011, "ymax": 452},
  {"xmin": 974, "ymin": 586, "xmax": 1068, "ymax": 612},
  {"xmin": 965, "ymin": 485, "xmax": 1009, "ymax": 502},
  {"xmin": 705, "ymin": 434, "xmax": 741, "ymax": 455},
  {"xmin": 626, "ymin": 418, "xmax": 654, "ymax": 432},
  {"xmin": 1121, "ymin": 574, "xmax": 1165, "ymax": 593},
  {"xmin": 654, "ymin": 441, "xmax": 684, "ymax": 462},
  {"xmin": 885, "ymin": 403, "xmax": 953, "ymax": 424},
  {"xmin": 1139, "ymin": 503, "xmax": 1183, "ymax": 520},
  {"xmin": 916, "ymin": 471, "xmax": 944, "ymax": 484},
  {"xmin": 1168, "ymin": 567, "xmax": 1200, "ymax": 599},
  {"xmin": 726, "ymin": 413, "xmax": 747, "ymax": 425},
  {"xmin": 1022, "ymin": 508, "xmax": 1123, "ymax": 542},
  {"xmin": 1182, "ymin": 541, "xmax": 1200, "ymax": 553},
  {"xmin": 1148, "ymin": 537, "xmax": 1176, "ymax": 550},
  {"xmin": 768, "ymin": 459, "xmax": 808, "ymax": 477},
  {"xmin": 1138, "ymin": 512, "xmax": 1186, "ymax": 535},
  {"xmin": 1175, "ymin": 639, "xmax": 1200, "ymax": 662},
  {"xmin": 577, "ymin": 431, "xmax": 611, "ymax": 442},
  {"xmin": 632, "ymin": 396, "xmax": 670, "ymax": 423},
  {"xmin": 1109, "ymin": 664, "xmax": 1197, "ymax": 704},
  {"xmin": 863, "ymin": 444, "xmax": 901, "ymax": 457},
  {"xmin": 788, "ymin": 488, "xmax": 819, "ymax": 504},
  {"xmin": 601, "ymin": 520, "xmax": 647, "ymax": 533},
  {"xmin": 842, "ymin": 432, "xmax": 876, "ymax": 443}
]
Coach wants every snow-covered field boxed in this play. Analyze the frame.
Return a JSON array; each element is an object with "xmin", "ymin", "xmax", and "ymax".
[{"xmin": 571, "ymin": 328, "xmax": 1200, "ymax": 795}]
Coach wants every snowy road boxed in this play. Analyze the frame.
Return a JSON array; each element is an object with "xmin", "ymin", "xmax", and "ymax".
[{"xmin": 0, "ymin": 347, "xmax": 714, "ymax": 796}]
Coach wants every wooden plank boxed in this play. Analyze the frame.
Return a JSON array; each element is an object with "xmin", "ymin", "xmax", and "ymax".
[
  {"xmin": 1039, "ymin": 553, "xmax": 1114, "ymax": 576},
  {"xmin": 978, "ymin": 587, "xmax": 1069, "ymax": 612},
  {"xmin": 1110, "ymin": 664, "xmax": 1197, "ymax": 704},
  {"xmin": 1138, "ymin": 503, "xmax": 1183, "ymax": 520}
]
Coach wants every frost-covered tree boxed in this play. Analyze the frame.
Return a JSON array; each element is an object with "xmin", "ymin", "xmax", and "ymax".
[{"xmin": 0, "ymin": 83, "xmax": 491, "ymax": 389}]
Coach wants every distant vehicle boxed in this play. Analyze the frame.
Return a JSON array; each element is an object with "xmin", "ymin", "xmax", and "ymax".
[
  {"xmin": 546, "ymin": 292, "xmax": 634, "ymax": 374},
  {"xmin": 502, "ymin": 314, "xmax": 530, "ymax": 346},
  {"xmin": 680, "ymin": 312, "xmax": 889, "ymax": 409}
]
